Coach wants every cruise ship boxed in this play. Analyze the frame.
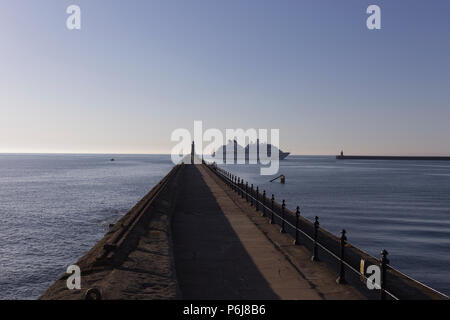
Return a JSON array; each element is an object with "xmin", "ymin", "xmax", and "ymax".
[{"xmin": 212, "ymin": 139, "xmax": 290, "ymax": 163}]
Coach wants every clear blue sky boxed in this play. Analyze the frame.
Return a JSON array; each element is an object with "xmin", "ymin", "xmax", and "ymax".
[{"xmin": 1, "ymin": 0, "xmax": 449, "ymax": 155}]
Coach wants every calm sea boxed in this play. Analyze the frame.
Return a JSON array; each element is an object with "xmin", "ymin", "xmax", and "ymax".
[
  {"xmin": 0, "ymin": 154, "xmax": 449, "ymax": 299},
  {"xmin": 0, "ymin": 154, "xmax": 173, "ymax": 299},
  {"xmin": 220, "ymin": 156, "xmax": 450, "ymax": 296}
]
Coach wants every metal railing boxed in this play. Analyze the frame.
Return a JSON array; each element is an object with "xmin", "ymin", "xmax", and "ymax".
[{"xmin": 204, "ymin": 161, "xmax": 449, "ymax": 300}]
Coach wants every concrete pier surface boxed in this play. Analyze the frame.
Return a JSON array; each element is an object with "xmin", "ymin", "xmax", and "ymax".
[
  {"xmin": 173, "ymin": 165, "xmax": 363, "ymax": 299},
  {"xmin": 40, "ymin": 164, "xmax": 363, "ymax": 300}
]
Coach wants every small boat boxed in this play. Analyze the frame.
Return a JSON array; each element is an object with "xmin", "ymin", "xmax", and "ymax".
[{"xmin": 110, "ymin": 158, "xmax": 115, "ymax": 162}]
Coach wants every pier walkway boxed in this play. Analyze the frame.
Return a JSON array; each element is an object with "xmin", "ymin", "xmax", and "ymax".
[
  {"xmin": 38, "ymin": 164, "xmax": 363, "ymax": 300},
  {"xmin": 173, "ymin": 165, "xmax": 362, "ymax": 299}
]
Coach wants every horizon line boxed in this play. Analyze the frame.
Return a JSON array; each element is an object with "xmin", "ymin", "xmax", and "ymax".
[{"xmin": 1, "ymin": 151, "xmax": 450, "ymax": 157}]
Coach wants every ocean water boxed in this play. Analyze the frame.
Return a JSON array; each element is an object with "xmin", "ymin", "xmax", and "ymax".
[
  {"xmin": 0, "ymin": 154, "xmax": 173, "ymax": 300},
  {"xmin": 220, "ymin": 156, "xmax": 450, "ymax": 296},
  {"xmin": 0, "ymin": 155, "xmax": 449, "ymax": 299}
]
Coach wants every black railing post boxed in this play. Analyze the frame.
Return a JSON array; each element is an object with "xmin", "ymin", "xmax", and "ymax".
[
  {"xmin": 311, "ymin": 216, "xmax": 320, "ymax": 261},
  {"xmin": 336, "ymin": 229, "xmax": 347, "ymax": 284},
  {"xmin": 237, "ymin": 178, "xmax": 241, "ymax": 196},
  {"xmin": 280, "ymin": 200, "xmax": 286, "ymax": 233},
  {"xmin": 255, "ymin": 187, "xmax": 259, "ymax": 211},
  {"xmin": 245, "ymin": 182, "xmax": 248, "ymax": 202},
  {"xmin": 380, "ymin": 249, "xmax": 389, "ymax": 300},
  {"xmin": 270, "ymin": 194, "xmax": 275, "ymax": 224},
  {"xmin": 250, "ymin": 184, "xmax": 254, "ymax": 206},
  {"xmin": 294, "ymin": 206, "xmax": 300, "ymax": 245},
  {"xmin": 261, "ymin": 190, "xmax": 266, "ymax": 216}
]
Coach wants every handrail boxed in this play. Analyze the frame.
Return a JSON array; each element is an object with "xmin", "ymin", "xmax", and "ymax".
[{"xmin": 203, "ymin": 161, "xmax": 449, "ymax": 300}]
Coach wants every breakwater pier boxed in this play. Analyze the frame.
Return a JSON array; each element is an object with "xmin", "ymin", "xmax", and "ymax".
[
  {"xmin": 39, "ymin": 163, "xmax": 448, "ymax": 300},
  {"xmin": 336, "ymin": 155, "xmax": 450, "ymax": 161}
]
